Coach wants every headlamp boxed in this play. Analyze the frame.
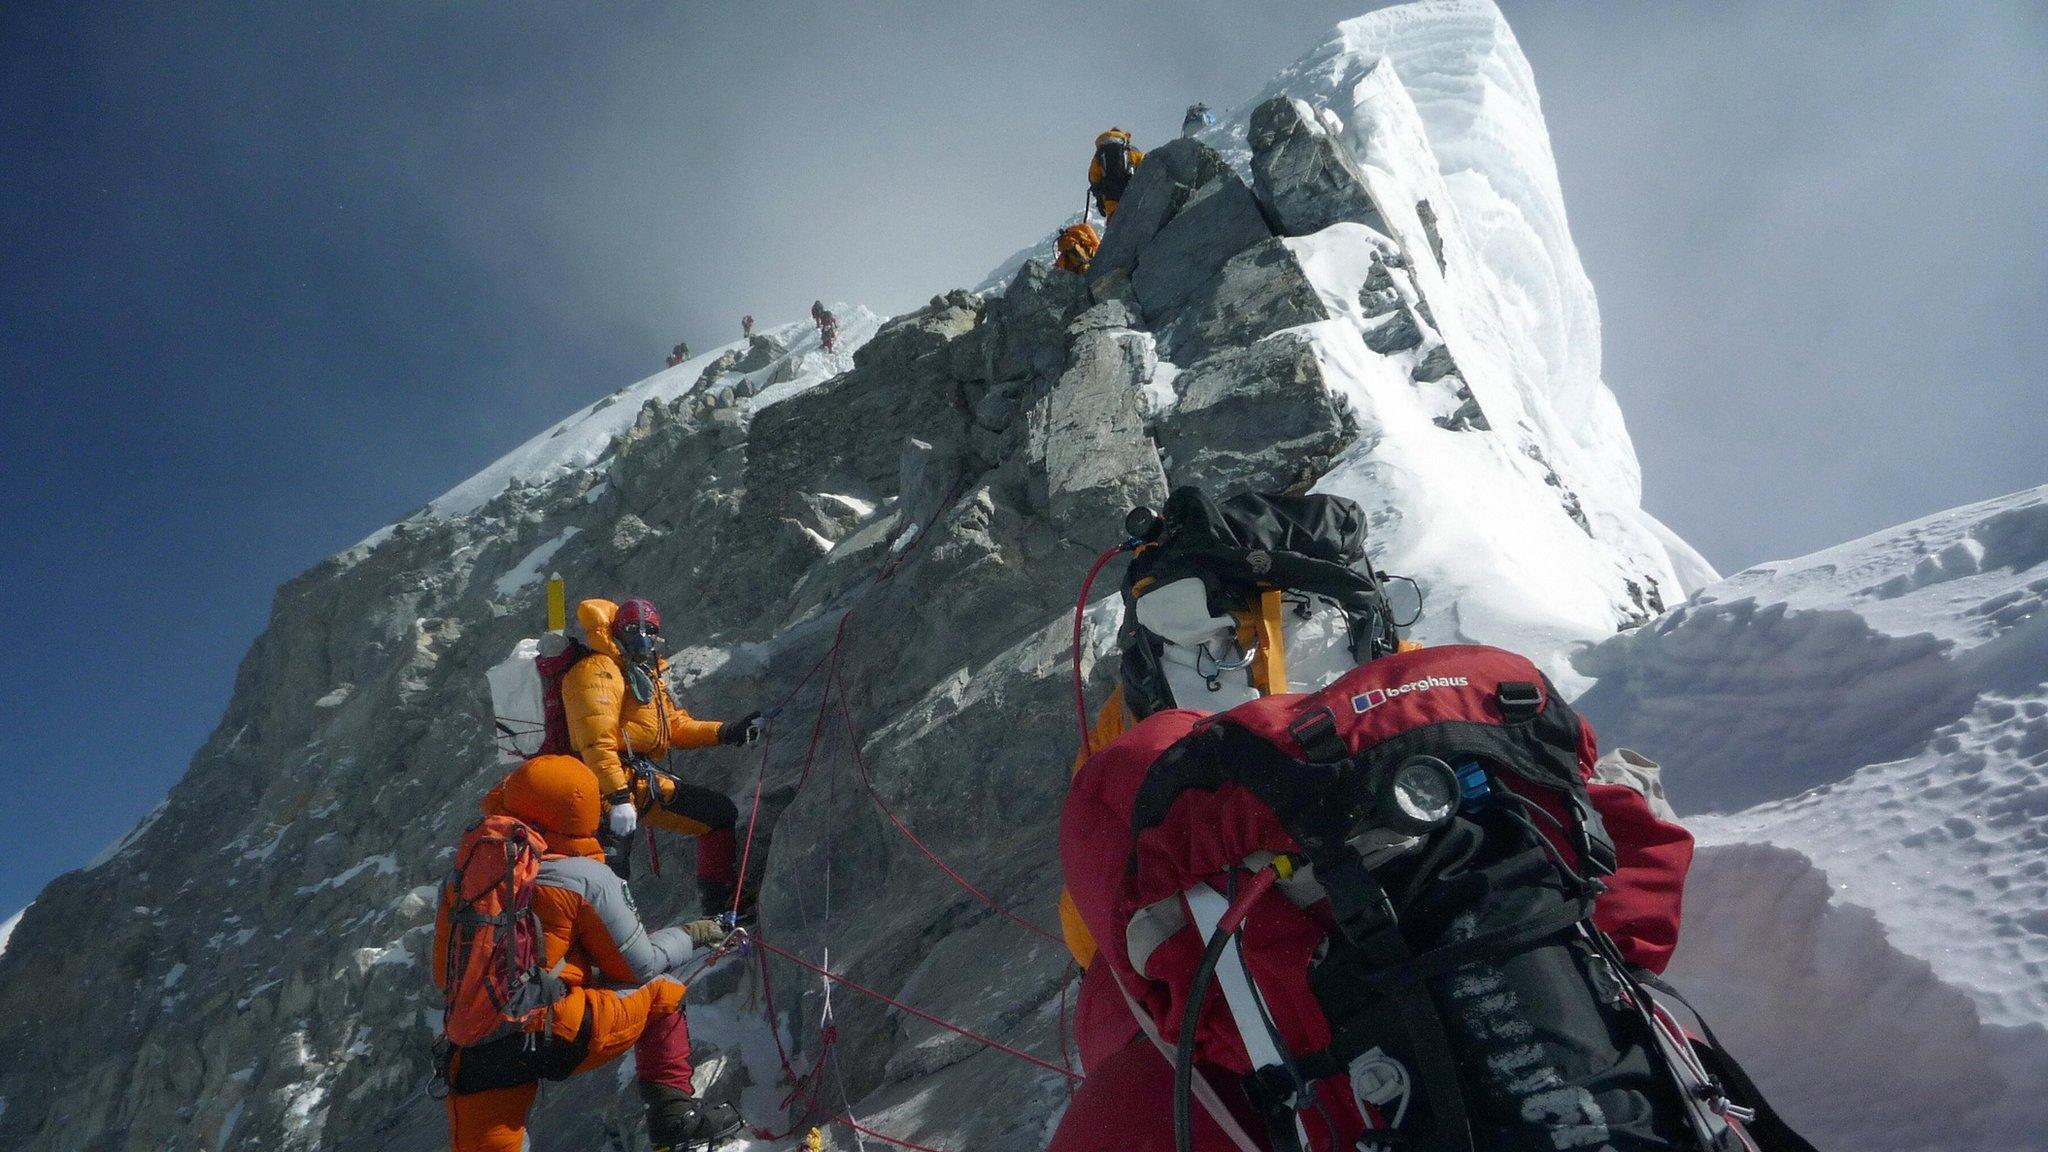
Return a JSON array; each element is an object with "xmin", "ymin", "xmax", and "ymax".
[{"xmin": 1365, "ymin": 754, "xmax": 1460, "ymax": 837}]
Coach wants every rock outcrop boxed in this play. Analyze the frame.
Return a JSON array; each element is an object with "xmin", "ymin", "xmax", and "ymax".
[{"xmin": 1248, "ymin": 95, "xmax": 1389, "ymax": 238}]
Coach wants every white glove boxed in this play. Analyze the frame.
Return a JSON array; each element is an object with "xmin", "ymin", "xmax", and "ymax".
[{"xmin": 608, "ymin": 801, "xmax": 639, "ymax": 838}]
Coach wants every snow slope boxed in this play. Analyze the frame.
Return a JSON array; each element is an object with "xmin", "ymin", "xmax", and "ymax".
[
  {"xmin": 1577, "ymin": 484, "xmax": 2048, "ymax": 1043},
  {"xmin": 1282, "ymin": 223, "xmax": 1686, "ymax": 689},
  {"xmin": 1203, "ymin": 0, "xmax": 1652, "ymax": 517},
  {"xmin": 1578, "ymin": 484, "xmax": 2048, "ymax": 812},
  {"xmin": 1666, "ymin": 844, "xmax": 2048, "ymax": 1151},
  {"xmin": 981, "ymin": 0, "xmax": 1716, "ymax": 689},
  {"xmin": 359, "ymin": 306, "xmax": 880, "ymax": 541},
  {"xmin": 0, "ymin": 906, "xmax": 23, "ymax": 963}
]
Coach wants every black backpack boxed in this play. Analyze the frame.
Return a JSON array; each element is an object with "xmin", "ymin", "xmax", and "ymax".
[
  {"xmin": 1094, "ymin": 137, "xmax": 1136, "ymax": 201},
  {"xmin": 1118, "ymin": 486, "xmax": 1404, "ymax": 719}
]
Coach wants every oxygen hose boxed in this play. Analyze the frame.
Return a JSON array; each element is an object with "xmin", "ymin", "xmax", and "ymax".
[{"xmin": 1174, "ymin": 865, "xmax": 1282, "ymax": 1152}]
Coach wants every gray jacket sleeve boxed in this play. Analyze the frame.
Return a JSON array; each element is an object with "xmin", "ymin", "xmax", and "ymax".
[{"xmin": 539, "ymin": 856, "xmax": 694, "ymax": 983}]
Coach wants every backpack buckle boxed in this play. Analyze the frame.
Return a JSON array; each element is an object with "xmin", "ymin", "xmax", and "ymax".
[
  {"xmin": 1287, "ymin": 707, "xmax": 1349, "ymax": 764},
  {"xmin": 1319, "ymin": 856, "xmax": 1405, "ymax": 962},
  {"xmin": 1495, "ymin": 681, "xmax": 1542, "ymax": 723}
]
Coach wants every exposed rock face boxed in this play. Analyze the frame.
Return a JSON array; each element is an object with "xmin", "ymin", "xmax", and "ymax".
[
  {"xmin": 1087, "ymin": 138, "xmax": 1238, "ymax": 285},
  {"xmin": 0, "ymin": 10, "xmax": 1705, "ymax": 1152},
  {"xmin": 1155, "ymin": 337, "xmax": 1352, "ymax": 495},
  {"xmin": 1158, "ymin": 238, "xmax": 1329, "ymax": 365},
  {"xmin": 1248, "ymin": 96, "xmax": 1389, "ymax": 237},
  {"xmin": 696, "ymin": 333, "xmax": 788, "ymax": 389},
  {"xmin": 1030, "ymin": 328, "xmax": 1168, "ymax": 548}
]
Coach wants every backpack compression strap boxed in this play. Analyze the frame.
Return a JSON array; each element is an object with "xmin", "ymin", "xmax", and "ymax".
[{"xmin": 1632, "ymin": 971, "xmax": 1821, "ymax": 1152}]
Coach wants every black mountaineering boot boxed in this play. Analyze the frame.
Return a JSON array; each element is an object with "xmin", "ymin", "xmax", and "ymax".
[
  {"xmin": 696, "ymin": 878, "xmax": 759, "ymax": 926},
  {"xmin": 696, "ymin": 877, "xmax": 735, "ymax": 919},
  {"xmin": 642, "ymin": 1081, "xmax": 744, "ymax": 1150}
]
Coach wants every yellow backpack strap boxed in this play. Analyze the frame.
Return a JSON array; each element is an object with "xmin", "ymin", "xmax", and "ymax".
[{"xmin": 1242, "ymin": 588, "xmax": 1288, "ymax": 696}]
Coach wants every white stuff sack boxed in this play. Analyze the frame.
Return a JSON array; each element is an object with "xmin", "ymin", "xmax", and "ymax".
[{"xmin": 486, "ymin": 636, "xmax": 547, "ymax": 762}]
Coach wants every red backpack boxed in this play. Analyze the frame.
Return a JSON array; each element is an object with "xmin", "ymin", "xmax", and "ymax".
[
  {"xmin": 1070, "ymin": 644, "xmax": 1813, "ymax": 1152},
  {"xmin": 437, "ymin": 816, "xmax": 566, "ymax": 1048},
  {"xmin": 535, "ymin": 637, "xmax": 591, "ymax": 757}
]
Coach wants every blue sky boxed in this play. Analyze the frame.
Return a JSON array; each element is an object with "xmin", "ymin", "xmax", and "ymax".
[{"xmin": 1, "ymin": 1, "xmax": 2042, "ymax": 916}]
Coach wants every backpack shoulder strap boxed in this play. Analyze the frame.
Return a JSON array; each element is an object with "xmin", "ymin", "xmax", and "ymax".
[{"xmin": 1633, "ymin": 972, "xmax": 1823, "ymax": 1152}]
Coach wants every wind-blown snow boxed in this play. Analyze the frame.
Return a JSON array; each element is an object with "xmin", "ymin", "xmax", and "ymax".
[
  {"xmin": 1275, "ymin": 218, "xmax": 1672, "ymax": 687},
  {"xmin": 1578, "ymin": 484, "xmax": 2048, "ymax": 811},
  {"xmin": 1668, "ymin": 844, "xmax": 2048, "ymax": 1150},
  {"xmin": 84, "ymin": 799, "xmax": 167, "ymax": 872},
  {"xmin": 1578, "ymin": 484, "xmax": 2048, "ymax": 1043}
]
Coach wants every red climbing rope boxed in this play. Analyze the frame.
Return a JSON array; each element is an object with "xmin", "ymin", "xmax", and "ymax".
[
  {"xmin": 1058, "ymin": 957, "xmax": 1076, "ymax": 1085},
  {"xmin": 830, "ymin": 663, "xmax": 1066, "ymax": 945},
  {"xmin": 715, "ymin": 477, "xmax": 1085, "ymax": 1151},
  {"xmin": 732, "ymin": 477, "xmax": 965, "ymax": 921},
  {"xmin": 1072, "ymin": 542, "xmax": 1128, "ymax": 751},
  {"xmin": 753, "ymin": 936, "xmax": 1083, "ymax": 1083}
]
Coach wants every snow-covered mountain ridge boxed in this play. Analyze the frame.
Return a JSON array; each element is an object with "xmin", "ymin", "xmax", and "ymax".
[
  {"xmin": 1580, "ymin": 485, "xmax": 2048, "ymax": 1019},
  {"xmin": 2, "ymin": 2, "xmax": 2031, "ymax": 1150},
  {"xmin": 1570, "ymin": 485, "xmax": 2048, "ymax": 1147}
]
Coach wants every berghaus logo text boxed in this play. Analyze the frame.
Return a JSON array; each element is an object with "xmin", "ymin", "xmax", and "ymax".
[{"xmin": 1351, "ymin": 674, "xmax": 1470, "ymax": 712}]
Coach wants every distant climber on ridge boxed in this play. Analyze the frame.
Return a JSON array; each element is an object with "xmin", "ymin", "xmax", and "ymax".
[
  {"xmin": 811, "ymin": 300, "xmax": 839, "ymax": 353},
  {"xmin": 1181, "ymin": 102, "xmax": 1214, "ymax": 137},
  {"xmin": 1055, "ymin": 221, "xmax": 1100, "ymax": 275},
  {"xmin": 741, "ymin": 314, "xmax": 754, "ymax": 339},
  {"xmin": 562, "ymin": 597, "xmax": 763, "ymax": 919},
  {"xmin": 666, "ymin": 341, "xmax": 690, "ymax": 368},
  {"xmin": 433, "ymin": 754, "xmax": 741, "ymax": 1152},
  {"xmin": 1088, "ymin": 127, "xmax": 1143, "ymax": 220}
]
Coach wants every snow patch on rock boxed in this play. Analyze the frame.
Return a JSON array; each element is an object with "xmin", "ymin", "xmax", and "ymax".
[
  {"xmin": 295, "ymin": 854, "xmax": 397, "ymax": 898},
  {"xmin": 493, "ymin": 526, "xmax": 580, "ymax": 597},
  {"xmin": 0, "ymin": 905, "xmax": 25, "ymax": 962}
]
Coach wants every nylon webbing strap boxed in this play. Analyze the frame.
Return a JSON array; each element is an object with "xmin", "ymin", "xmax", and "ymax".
[
  {"xmin": 1287, "ymin": 707, "xmax": 1348, "ymax": 765},
  {"xmin": 1107, "ymin": 965, "xmax": 1268, "ymax": 1152},
  {"xmin": 1634, "ymin": 973, "xmax": 1821, "ymax": 1152},
  {"xmin": 1314, "ymin": 854, "xmax": 1475, "ymax": 1152}
]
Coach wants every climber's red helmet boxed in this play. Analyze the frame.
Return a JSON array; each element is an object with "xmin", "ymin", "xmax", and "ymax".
[{"xmin": 612, "ymin": 597, "xmax": 663, "ymax": 663}]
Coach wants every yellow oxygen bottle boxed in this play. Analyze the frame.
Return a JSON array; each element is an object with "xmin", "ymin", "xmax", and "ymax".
[{"xmin": 546, "ymin": 572, "xmax": 567, "ymax": 633}]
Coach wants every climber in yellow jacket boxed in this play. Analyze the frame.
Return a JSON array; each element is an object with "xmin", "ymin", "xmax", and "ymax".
[
  {"xmin": 562, "ymin": 597, "xmax": 763, "ymax": 917},
  {"xmin": 1087, "ymin": 128, "xmax": 1143, "ymax": 220}
]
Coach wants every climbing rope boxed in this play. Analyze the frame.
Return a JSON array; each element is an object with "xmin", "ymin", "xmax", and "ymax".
[
  {"xmin": 831, "ymin": 662, "xmax": 1065, "ymax": 946},
  {"xmin": 714, "ymin": 476, "xmax": 1082, "ymax": 1151},
  {"xmin": 1071, "ymin": 541, "xmax": 1131, "ymax": 750},
  {"xmin": 753, "ymin": 937, "xmax": 1082, "ymax": 1084}
]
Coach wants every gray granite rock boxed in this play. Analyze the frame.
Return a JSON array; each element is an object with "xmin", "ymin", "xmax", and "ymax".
[
  {"xmin": 1158, "ymin": 237, "xmax": 1329, "ymax": 364},
  {"xmin": 1248, "ymin": 96, "xmax": 1389, "ymax": 237},
  {"xmin": 1155, "ymin": 336, "xmax": 1355, "ymax": 496}
]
